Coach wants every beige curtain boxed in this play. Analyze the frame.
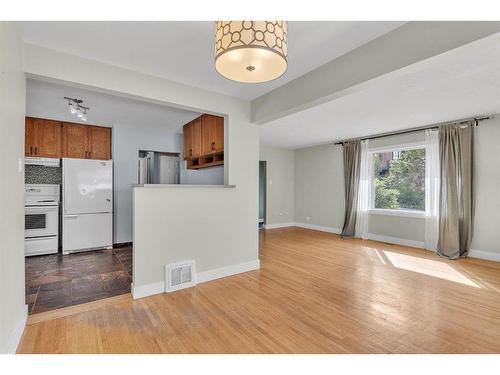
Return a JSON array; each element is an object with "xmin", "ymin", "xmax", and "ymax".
[
  {"xmin": 341, "ymin": 140, "xmax": 361, "ymax": 238},
  {"xmin": 437, "ymin": 121, "xmax": 475, "ymax": 259}
]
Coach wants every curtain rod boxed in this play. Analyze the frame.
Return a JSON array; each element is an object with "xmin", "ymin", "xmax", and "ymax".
[{"xmin": 333, "ymin": 115, "xmax": 494, "ymax": 145}]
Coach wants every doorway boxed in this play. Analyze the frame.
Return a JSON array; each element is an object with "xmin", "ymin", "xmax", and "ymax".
[{"xmin": 259, "ymin": 161, "xmax": 267, "ymax": 229}]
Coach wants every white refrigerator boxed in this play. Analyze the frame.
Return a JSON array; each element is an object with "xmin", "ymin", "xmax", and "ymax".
[{"xmin": 62, "ymin": 158, "xmax": 113, "ymax": 254}]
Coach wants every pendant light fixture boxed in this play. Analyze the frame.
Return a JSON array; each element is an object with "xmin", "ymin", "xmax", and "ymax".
[
  {"xmin": 214, "ymin": 21, "xmax": 288, "ymax": 83},
  {"xmin": 65, "ymin": 97, "xmax": 89, "ymax": 122}
]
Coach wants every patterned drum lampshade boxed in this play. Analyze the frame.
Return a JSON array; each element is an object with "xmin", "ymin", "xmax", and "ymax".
[{"xmin": 214, "ymin": 21, "xmax": 288, "ymax": 83}]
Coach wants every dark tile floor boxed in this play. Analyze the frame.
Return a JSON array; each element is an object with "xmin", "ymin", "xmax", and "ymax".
[{"xmin": 25, "ymin": 246, "xmax": 132, "ymax": 315}]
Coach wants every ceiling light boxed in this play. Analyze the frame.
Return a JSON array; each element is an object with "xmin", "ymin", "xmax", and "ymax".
[
  {"xmin": 65, "ymin": 97, "xmax": 90, "ymax": 121},
  {"xmin": 214, "ymin": 21, "xmax": 288, "ymax": 83}
]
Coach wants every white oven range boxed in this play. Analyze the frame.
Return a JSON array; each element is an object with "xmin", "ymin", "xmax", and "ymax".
[{"xmin": 25, "ymin": 184, "xmax": 60, "ymax": 256}]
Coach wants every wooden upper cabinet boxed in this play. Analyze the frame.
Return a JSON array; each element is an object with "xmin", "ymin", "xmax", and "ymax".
[
  {"xmin": 25, "ymin": 117, "xmax": 38, "ymax": 156},
  {"xmin": 201, "ymin": 114, "xmax": 224, "ymax": 155},
  {"xmin": 213, "ymin": 116, "xmax": 224, "ymax": 153},
  {"xmin": 88, "ymin": 126, "xmax": 111, "ymax": 160},
  {"xmin": 183, "ymin": 122, "xmax": 193, "ymax": 160},
  {"xmin": 62, "ymin": 122, "xmax": 89, "ymax": 159},
  {"xmin": 36, "ymin": 119, "xmax": 62, "ymax": 158},
  {"xmin": 201, "ymin": 115, "xmax": 216, "ymax": 155},
  {"xmin": 182, "ymin": 114, "xmax": 224, "ymax": 169},
  {"xmin": 183, "ymin": 117, "xmax": 202, "ymax": 159},
  {"xmin": 191, "ymin": 117, "xmax": 202, "ymax": 158},
  {"xmin": 25, "ymin": 118, "xmax": 62, "ymax": 157},
  {"xmin": 25, "ymin": 117, "xmax": 111, "ymax": 160}
]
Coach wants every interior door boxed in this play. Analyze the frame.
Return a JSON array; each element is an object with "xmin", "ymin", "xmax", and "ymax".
[
  {"xmin": 62, "ymin": 123, "xmax": 89, "ymax": 159},
  {"xmin": 63, "ymin": 158, "xmax": 113, "ymax": 214},
  {"xmin": 89, "ymin": 126, "xmax": 111, "ymax": 160},
  {"xmin": 25, "ymin": 117, "xmax": 38, "ymax": 156},
  {"xmin": 36, "ymin": 119, "xmax": 62, "ymax": 158}
]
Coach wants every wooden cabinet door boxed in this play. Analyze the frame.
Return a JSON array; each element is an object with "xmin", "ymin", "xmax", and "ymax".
[
  {"xmin": 62, "ymin": 123, "xmax": 89, "ymax": 159},
  {"xmin": 213, "ymin": 116, "xmax": 224, "ymax": 153},
  {"xmin": 36, "ymin": 119, "xmax": 62, "ymax": 158},
  {"xmin": 89, "ymin": 126, "xmax": 111, "ymax": 160},
  {"xmin": 25, "ymin": 117, "xmax": 38, "ymax": 156},
  {"xmin": 191, "ymin": 117, "xmax": 202, "ymax": 158},
  {"xmin": 201, "ymin": 115, "xmax": 216, "ymax": 155},
  {"xmin": 183, "ymin": 122, "xmax": 192, "ymax": 159}
]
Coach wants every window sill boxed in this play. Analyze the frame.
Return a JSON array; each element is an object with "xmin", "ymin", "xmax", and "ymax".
[{"xmin": 369, "ymin": 209, "xmax": 424, "ymax": 219}]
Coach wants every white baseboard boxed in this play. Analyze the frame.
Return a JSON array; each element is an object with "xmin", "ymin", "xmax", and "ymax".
[
  {"xmin": 469, "ymin": 249, "xmax": 500, "ymax": 262},
  {"xmin": 132, "ymin": 281, "xmax": 164, "ymax": 299},
  {"xmin": 197, "ymin": 259, "xmax": 260, "ymax": 284},
  {"xmin": 132, "ymin": 259, "xmax": 260, "ymax": 300},
  {"xmin": 366, "ymin": 233, "xmax": 425, "ymax": 249},
  {"xmin": 294, "ymin": 222, "xmax": 342, "ymax": 234},
  {"xmin": 3, "ymin": 304, "xmax": 28, "ymax": 354},
  {"xmin": 264, "ymin": 222, "xmax": 295, "ymax": 229}
]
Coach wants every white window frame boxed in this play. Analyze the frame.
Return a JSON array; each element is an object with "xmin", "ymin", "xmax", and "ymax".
[{"xmin": 368, "ymin": 141, "xmax": 426, "ymax": 218}]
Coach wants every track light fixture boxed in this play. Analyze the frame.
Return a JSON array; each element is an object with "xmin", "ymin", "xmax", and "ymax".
[{"xmin": 65, "ymin": 97, "xmax": 89, "ymax": 122}]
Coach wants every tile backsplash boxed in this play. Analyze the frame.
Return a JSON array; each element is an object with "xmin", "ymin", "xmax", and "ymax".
[{"xmin": 25, "ymin": 165, "xmax": 62, "ymax": 185}]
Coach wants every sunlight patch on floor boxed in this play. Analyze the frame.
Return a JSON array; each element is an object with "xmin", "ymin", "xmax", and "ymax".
[
  {"xmin": 383, "ymin": 251, "xmax": 480, "ymax": 288},
  {"xmin": 362, "ymin": 247, "xmax": 386, "ymax": 264}
]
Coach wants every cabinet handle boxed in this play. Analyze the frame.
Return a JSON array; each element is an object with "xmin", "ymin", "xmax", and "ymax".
[
  {"xmin": 34, "ymin": 147, "xmax": 37, "ymax": 155},
  {"xmin": 189, "ymin": 148, "xmax": 192, "ymax": 157},
  {"xmin": 30, "ymin": 146, "xmax": 33, "ymax": 155},
  {"xmin": 89, "ymin": 151, "xmax": 91, "ymax": 159},
  {"xmin": 85, "ymin": 151, "xmax": 88, "ymax": 158}
]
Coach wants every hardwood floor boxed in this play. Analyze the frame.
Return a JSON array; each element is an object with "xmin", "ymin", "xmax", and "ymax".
[{"xmin": 17, "ymin": 227, "xmax": 500, "ymax": 353}]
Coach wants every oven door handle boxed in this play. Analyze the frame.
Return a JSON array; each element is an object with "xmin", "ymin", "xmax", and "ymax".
[
  {"xmin": 25, "ymin": 206, "xmax": 58, "ymax": 213},
  {"xmin": 64, "ymin": 215, "xmax": 78, "ymax": 219}
]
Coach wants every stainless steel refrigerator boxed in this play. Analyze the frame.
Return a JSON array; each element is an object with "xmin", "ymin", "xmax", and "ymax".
[{"xmin": 138, "ymin": 151, "xmax": 180, "ymax": 184}]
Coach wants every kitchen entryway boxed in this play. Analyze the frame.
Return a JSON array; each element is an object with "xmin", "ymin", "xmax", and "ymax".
[{"xmin": 25, "ymin": 245, "xmax": 132, "ymax": 314}]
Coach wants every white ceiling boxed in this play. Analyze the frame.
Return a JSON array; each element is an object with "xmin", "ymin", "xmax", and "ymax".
[
  {"xmin": 16, "ymin": 21, "xmax": 405, "ymax": 100},
  {"xmin": 260, "ymin": 37, "xmax": 500, "ymax": 149},
  {"xmin": 26, "ymin": 79, "xmax": 200, "ymax": 132}
]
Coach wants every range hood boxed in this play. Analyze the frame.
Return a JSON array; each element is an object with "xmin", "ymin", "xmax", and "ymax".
[{"xmin": 25, "ymin": 157, "xmax": 60, "ymax": 167}]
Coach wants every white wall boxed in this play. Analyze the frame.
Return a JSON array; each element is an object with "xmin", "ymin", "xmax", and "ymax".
[
  {"xmin": 259, "ymin": 145, "xmax": 295, "ymax": 225},
  {"xmin": 134, "ymin": 186, "xmax": 259, "ymax": 290},
  {"xmin": 113, "ymin": 124, "xmax": 182, "ymax": 243},
  {"xmin": 295, "ymin": 144, "xmax": 345, "ymax": 230},
  {"xmin": 22, "ymin": 44, "xmax": 259, "ymax": 295},
  {"xmin": 293, "ymin": 117, "xmax": 500, "ymax": 258},
  {"xmin": 472, "ymin": 116, "xmax": 500, "ymax": 253},
  {"xmin": 181, "ymin": 165, "xmax": 224, "ymax": 186},
  {"xmin": 0, "ymin": 23, "xmax": 27, "ymax": 353}
]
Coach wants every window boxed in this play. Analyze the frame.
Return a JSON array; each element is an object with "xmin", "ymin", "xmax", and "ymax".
[{"xmin": 371, "ymin": 146, "xmax": 425, "ymax": 212}]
